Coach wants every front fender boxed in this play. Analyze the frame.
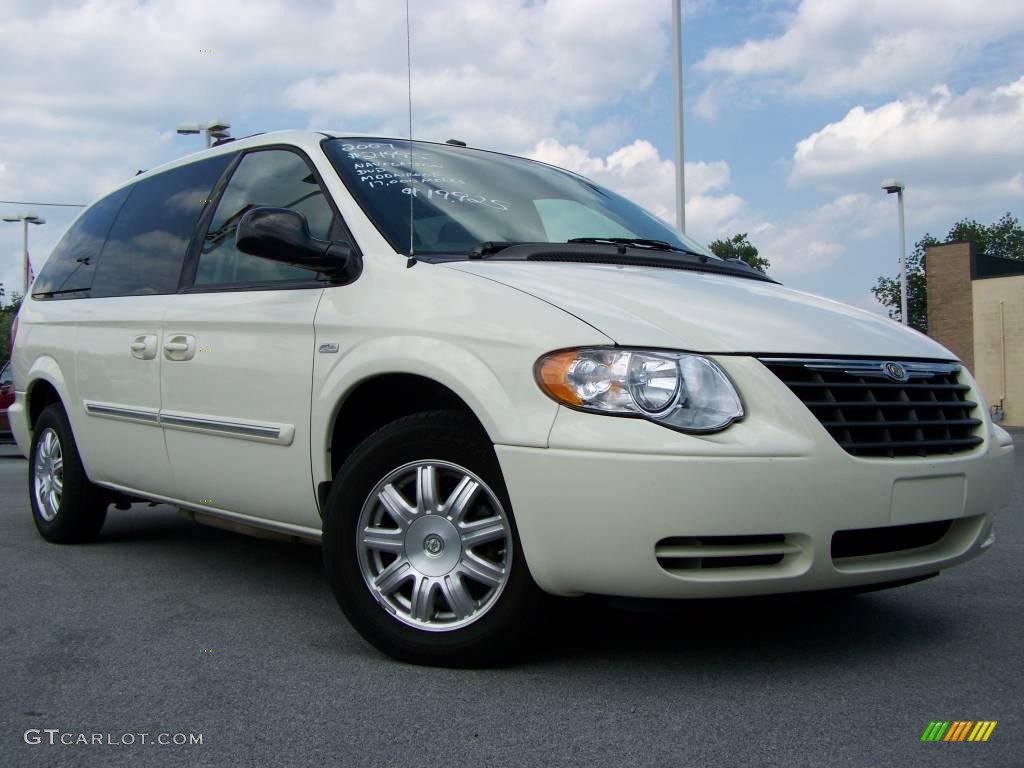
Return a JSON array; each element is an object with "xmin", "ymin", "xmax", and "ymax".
[
  {"xmin": 310, "ymin": 335, "xmax": 559, "ymax": 486},
  {"xmin": 308, "ymin": 258, "xmax": 611, "ymax": 488}
]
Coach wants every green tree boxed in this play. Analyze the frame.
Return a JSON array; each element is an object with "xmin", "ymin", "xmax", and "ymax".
[
  {"xmin": 872, "ymin": 235, "xmax": 937, "ymax": 332},
  {"xmin": 872, "ymin": 212, "xmax": 1024, "ymax": 332},
  {"xmin": 945, "ymin": 213, "xmax": 1024, "ymax": 260},
  {"xmin": 708, "ymin": 233, "xmax": 770, "ymax": 273},
  {"xmin": 0, "ymin": 293, "xmax": 23, "ymax": 363}
]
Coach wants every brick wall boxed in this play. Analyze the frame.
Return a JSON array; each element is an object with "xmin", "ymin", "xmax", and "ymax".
[{"xmin": 925, "ymin": 242, "xmax": 974, "ymax": 369}]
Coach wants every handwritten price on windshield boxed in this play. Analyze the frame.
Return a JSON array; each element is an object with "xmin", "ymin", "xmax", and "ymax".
[{"xmin": 402, "ymin": 187, "xmax": 510, "ymax": 211}]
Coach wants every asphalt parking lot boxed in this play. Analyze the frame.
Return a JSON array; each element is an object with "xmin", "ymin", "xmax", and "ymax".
[{"xmin": 0, "ymin": 437, "xmax": 1021, "ymax": 768}]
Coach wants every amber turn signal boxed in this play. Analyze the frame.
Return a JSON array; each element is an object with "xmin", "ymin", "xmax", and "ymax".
[{"xmin": 535, "ymin": 350, "xmax": 583, "ymax": 406}]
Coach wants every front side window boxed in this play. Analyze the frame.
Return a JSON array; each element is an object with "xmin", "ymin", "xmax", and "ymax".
[
  {"xmin": 324, "ymin": 138, "xmax": 715, "ymax": 260},
  {"xmin": 31, "ymin": 186, "xmax": 131, "ymax": 299},
  {"xmin": 194, "ymin": 149, "xmax": 337, "ymax": 286},
  {"xmin": 90, "ymin": 154, "xmax": 234, "ymax": 298}
]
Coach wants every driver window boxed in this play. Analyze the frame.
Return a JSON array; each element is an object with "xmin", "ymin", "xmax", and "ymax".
[{"xmin": 196, "ymin": 149, "xmax": 337, "ymax": 286}]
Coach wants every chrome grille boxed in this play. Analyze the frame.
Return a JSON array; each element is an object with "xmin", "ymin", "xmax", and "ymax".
[{"xmin": 759, "ymin": 358, "xmax": 983, "ymax": 458}]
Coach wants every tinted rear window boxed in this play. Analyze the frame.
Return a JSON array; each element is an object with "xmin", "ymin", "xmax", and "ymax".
[
  {"xmin": 90, "ymin": 154, "xmax": 233, "ymax": 298},
  {"xmin": 31, "ymin": 187, "xmax": 131, "ymax": 299}
]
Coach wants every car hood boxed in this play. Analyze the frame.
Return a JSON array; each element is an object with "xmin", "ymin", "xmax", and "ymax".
[{"xmin": 443, "ymin": 261, "xmax": 955, "ymax": 358}]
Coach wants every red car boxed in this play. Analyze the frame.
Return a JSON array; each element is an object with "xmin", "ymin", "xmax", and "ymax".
[{"xmin": 0, "ymin": 361, "xmax": 13, "ymax": 442}]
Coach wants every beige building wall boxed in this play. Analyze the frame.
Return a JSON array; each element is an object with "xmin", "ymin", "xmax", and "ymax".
[
  {"xmin": 925, "ymin": 243, "xmax": 974, "ymax": 370},
  {"xmin": 972, "ymin": 275, "xmax": 1024, "ymax": 427}
]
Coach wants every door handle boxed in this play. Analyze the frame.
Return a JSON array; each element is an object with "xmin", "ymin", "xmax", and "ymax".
[
  {"xmin": 163, "ymin": 334, "xmax": 197, "ymax": 361},
  {"xmin": 130, "ymin": 334, "xmax": 158, "ymax": 360}
]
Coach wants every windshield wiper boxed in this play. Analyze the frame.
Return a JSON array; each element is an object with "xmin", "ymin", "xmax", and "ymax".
[
  {"xmin": 468, "ymin": 237, "xmax": 715, "ymax": 264},
  {"xmin": 31, "ymin": 288, "xmax": 89, "ymax": 298},
  {"xmin": 471, "ymin": 238, "xmax": 710, "ymax": 262},
  {"xmin": 567, "ymin": 237, "xmax": 708, "ymax": 262},
  {"xmin": 468, "ymin": 241, "xmax": 533, "ymax": 259},
  {"xmin": 452, "ymin": 241, "xmax": 775, "ymax": 282}
]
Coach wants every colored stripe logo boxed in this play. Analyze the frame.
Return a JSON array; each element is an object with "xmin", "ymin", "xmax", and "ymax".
[{"xmin": 921, "ymin": 721, "xmax": 997, "ymax": 742}]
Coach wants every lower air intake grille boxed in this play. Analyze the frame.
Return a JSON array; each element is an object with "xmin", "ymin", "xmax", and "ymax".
[
  {"xmin": 832, "ymin": 520, "xmax": 953, "ymax": 561},
  {"xmin": 655, "ymin": 534, "xmax": 798, "ymax": 572},
  {"xmin": 759, "ymin": 358, "xmax": 983, "ymax": 458}
]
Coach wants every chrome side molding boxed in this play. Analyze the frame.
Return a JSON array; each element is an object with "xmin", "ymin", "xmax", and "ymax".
[
  {"xmin": 82, "ymin": 400, "xmax": 294, "ymax": 446},
  {"xmin": 83, "ymin": 402, "xmax": 160, "ymax": 423}
]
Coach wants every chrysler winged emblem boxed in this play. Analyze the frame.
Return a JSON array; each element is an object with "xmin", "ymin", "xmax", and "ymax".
[{"xmin": 883, "ymin": 361, "xmax": 908, "ymax": 382}]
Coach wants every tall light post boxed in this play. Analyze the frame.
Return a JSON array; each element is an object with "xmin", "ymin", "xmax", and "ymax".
[
  {"xmin": 672, "ymin": 0, "xmax": 686, "ymax": 233},
  {"xmin": 176, "ymin": 118, "xmax": 232, "ymax": 148},
  {"xmin": 2, "ymin": 212, "xmax": 45, "ymax": 295},
  {"xmin": 881, "ymin": 179, "xmax": 908, "ymax": 325}
]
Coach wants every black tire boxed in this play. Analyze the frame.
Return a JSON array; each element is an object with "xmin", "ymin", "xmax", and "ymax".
[
  {"xmin": 322, "ymin": 410, "xmax": 542, "ymax": 667},
  {"xmin": 29, "ymin": 403, "xmax": 108, "ymax": 543}
]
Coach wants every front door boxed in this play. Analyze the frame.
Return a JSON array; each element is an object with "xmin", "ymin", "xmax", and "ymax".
[{"xmin": 160, "ymin": 147, "xmax": 348, "ymax": 529}]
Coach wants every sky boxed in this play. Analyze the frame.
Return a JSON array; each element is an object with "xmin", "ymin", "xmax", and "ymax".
[{"xmin": 2, "ymin": 0, "xmax": 1023, "ymax": 313}]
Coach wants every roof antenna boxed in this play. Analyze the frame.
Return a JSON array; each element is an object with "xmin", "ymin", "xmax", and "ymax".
[{"xmin": 404, "ymin": 0, "xmax": 417, "ymax": 268}]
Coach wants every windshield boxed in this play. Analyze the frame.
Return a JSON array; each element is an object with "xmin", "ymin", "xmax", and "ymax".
[{"xmin": 324, "ymin": 138, "xmax": 716, "ymax": 260}]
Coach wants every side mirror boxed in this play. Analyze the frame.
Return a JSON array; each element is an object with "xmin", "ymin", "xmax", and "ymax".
[{"xmin": 235, "ymin": 207, "xmax": 361, "ymax": 284}]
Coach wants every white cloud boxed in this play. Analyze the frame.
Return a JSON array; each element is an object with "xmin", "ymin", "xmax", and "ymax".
[
  {"xmin": 0, "ymin": 0, "xmax": 672, "ymax": 187},
  {"xmin": 698, "ymin": 0, "xmax": 1024, "ymax": 98},
  {"xmin": 755, "ymin": 193, "xmax": 892, "ymax": 277},
  {"xmin": 788, "ymin": 76, "xmax": 1024, "ymax": 236},
  {"xmin": 526, "ymin": 138, "xmax": 895, "ymax": 281},
  {"xmin": 284, "ymin": 0, "xmax": 672, "ymax": 149},
  {"xmin": 792, "ymin": 78, "xmax": 1024, "ymax": 185},
  {"xmin": 694, "ymin": 85, "xmax": 721, "ymax": 122},
  {"xmin": 583, "ymin": 118, "xmax": 635, "ymax": 153},
  {"xmin": 528, "ymin": 138, "xmax": 744, "ymax": 239},
  {"xmin": 0, "ymin": 0, "xmax": 680, "ymax": 288},
  {"xmin": 744, "ymin": 75, "xmax": 1024, "ymax": 292}
]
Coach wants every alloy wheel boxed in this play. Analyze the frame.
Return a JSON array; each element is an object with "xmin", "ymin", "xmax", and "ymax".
[
  {"xmin": 356, "ymin": 460, "xmax": 513, "ymax": 631},
  {"xmin": 33, "ymin": 427, "xmax": 64, "ymax": 522}
]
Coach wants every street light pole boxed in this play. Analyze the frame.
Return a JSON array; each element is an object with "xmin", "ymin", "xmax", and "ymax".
[
  {"xmin": 672, "ymin": 0, "xmax": 686, "ymax": 233},
  {"xmin": 896, "ymin": 187, "xmax": 907, "ymax": 325},
  {"xmin": 882, "ymin": 179, "xmax": 908, "ymax": 325},
  {"xmin": 2, "ymin": 213, "xmax": 45, "ymax": 295},
  {"xmin": 22, "ymin": 218, "xmax": 29, "ymax": 295}
]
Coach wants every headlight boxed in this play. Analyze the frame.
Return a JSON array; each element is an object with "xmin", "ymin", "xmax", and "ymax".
[{"xmin": 536, "ymin": 348, "xmax": 744, "ymax": 433}]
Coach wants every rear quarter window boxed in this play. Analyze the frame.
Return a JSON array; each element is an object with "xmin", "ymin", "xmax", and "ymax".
[{"xmin": 31, "ymin": 186, "xmax": 131, "ymax": 299}]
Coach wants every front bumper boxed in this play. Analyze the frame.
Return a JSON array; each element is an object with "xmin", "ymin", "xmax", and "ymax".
[{"xmin": 497, "ymin": 356, "xmax": 1015, "ymax": 598}]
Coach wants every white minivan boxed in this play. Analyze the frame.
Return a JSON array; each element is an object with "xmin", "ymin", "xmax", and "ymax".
[{"xmin": 8, "ymin": 131, "xmax": 1015, "ymax": 665}]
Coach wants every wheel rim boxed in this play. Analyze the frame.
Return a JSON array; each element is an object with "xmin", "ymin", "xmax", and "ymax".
[
  {"xmin": 33, "ymin": 427, "xmax": 64, "ymax": 522},
  {"xmin": 356, "ymin": 460, "xmax": 513, "ymax": 632}
]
